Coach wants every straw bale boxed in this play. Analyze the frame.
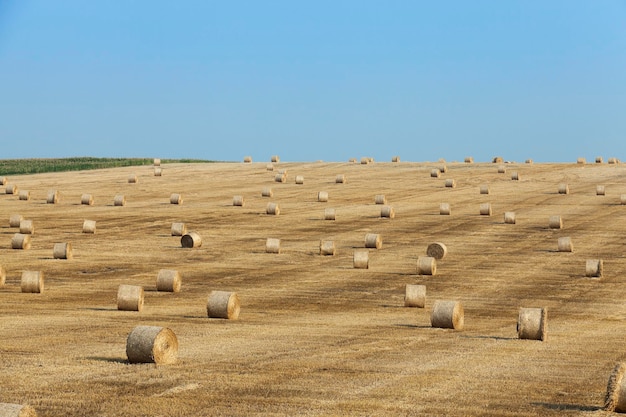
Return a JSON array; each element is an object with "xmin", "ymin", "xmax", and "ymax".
[
  {"xmin": 156, "ymin": 269, "xmax": 181, "ymax": 292},
  {"xmin": 9, "ymin": 214, "xmax": 23, "ymax": 228},
  {"xmin": 374, "ymin": 194, "xmax": 387, "ymax": 205},
  {"xmin": 153, "ymin": 158, "xmax": 161, "ymax": 166},
  {"xmin": 511, "ymin": 171, "xmax": 519, "ymax": 181},
  {"xmin": 261, "ymin": 187, "xmax": 274, "ymax": 197},
  {"xmin": 596, "ymin": 185, "xmax": 606, "ymax": 196},
  {"xmin": 497, "ymin": 165, "xmax": 506, "ymax": 174},
  {"xmin": 426, "ymin": 242, "xmax": 447, "ymax": 260},
  {"xmin": 207, "ymin": 290, "xmax": 240, "ymax": 319},
  {"xmin": 353, "ymin": 249, "xmax": 369, "ymax": 269},
  {"xmin": 335, "ymin": 174, "xmax": 346, "ymax": 183},
  {"xmin": 128, "ymin": 174, "xmax": 138, "ymax": 183},
  {"xmin": 114, "ymin": 195, "xmax": 126, "ymax": 206},
  {"xmin": 504, "ymin": 211, "xmax": 516, "ymax": 224},
  {"xmin": 621, "ymin": 194, "xmax": 626, "ymax": 205},
  {"xmin": 170, "ymin": 193, "xmax": 183, "ymax": 204},
  {"xmin": 464, "ymin": 157, "xmax": 474, "ymax": 163},
  {"xmin": 46, "ymin": 190, "xmax": 59, "ymax": 204},
  {"xmin": 171, "ymin": 222, "xmax": 187, "ymax": 236},
  {"xmin": 274, "ymin": 173, "xmax": 286, "ymax": 183},
  {"xmin": 53, "ymin": 242, "xmax": 73, "ymax": 260},
  {"xmin": 11, "ymin": 233, "xmax": 31, "ymax": 250},
  {"xmin": 577, "ymin": 157, "xmax": 586, "ymax": 164},
  {"xmin": 265, "ymin": 238, "xmax": 281, "ymax": 254},
  {"xmin": 404, "ymin": 284, "xmax": 426, "ymax": 308},
  {"xmin": 233, "ymin": 195, "xmax": 245, "ymax": 207},
  {"xmin": 585, "ymin": 259, "xmax": 603, "ymax": 278},
  {"xmin": 444, "ymin": 179, "xmax": 456, "ymax": 188},
  {"xmin": 117, "ymin": 284, "xmax": 144, "ymax": 311},
  {"xmin": 479, "ymin": 203, "xmax": 492, "ymax": 216},
  {"xmin": 5, "ymin": 184, "xmax": 17, "ymax": 194},
  {"xmin": 605, "ymin": 362, "xmax": 626, "ymax": 412},
  {"xmin": 517, "ymin": 307, "xmax": 547, "ymax": 341},
  {"xmin": 557, "ymin": 237, "xmax": 573, "ymax": 252},
  {"xmin": 525, "ymin": 159, "xmax": 534, "ymax": 164},
  {"xmin": 19, "ymin": 220, "xmax": 34, "ymax": 234},
  {"xmin": 266, "ymin": 202, "xmax": 280, "ymax": 215},
  {"xmin": 364, "ymin": 233, "xmax": 382, "ymax": 249},
  {"xmin": 381, "ymin": 206, "xmax": 395, "ymax": 219},
  {"xmin": 318, "ymin": 191, "xmax": 329, "ymax": 202},
  {"xmin": 154, "ymin": 167, "xmax": 162, "ymax": 176},
  {"xmin": 126, "ymin": 325, "xmax": 178, "ymax": 365},
  {"xmin": 243, "ymin": 156, "xmax": 252, "ymax": 163},
  {"xmin": 266, "ymin": 164, "xmax": 274, "ymax": 171},
  {"xmin": 391, "ymin": 156, "xmax": 400, "ymax": 162},
  {"xmin": 479, "ymin": 185, "xmax": 490, "ymax": 195},
  {"xmin": 0, "ymin": 265, "xmax": 5, "ymax": 286},
  {"xmin": 0, "ymin": 177, "xmax": 5, "ymax": 185},
  {"xmin": 81, "ymin": 193, "xmax": 94, "ymax": 205},
  {"xmin": 360, "ymin": 157, "xmax": 370, "ymax": 165},
  {"xmin": 18, "ymin": 190, "xmax": 30, "ymax": 201},
  {"xmin": 608, "ymin": 157, "xmax": 619, "ymax": 164},
  {"xmin": 549, "ymin": 215, "xmax": 563, "ymax": 229},
  {"xmin": 417, "ymin": 256, "xmax": 436, "ymax": 275},
  {"xmin": 295, "ymin": 175, "xmax": 304, "ymax": 184},
  {"xmin": 596, "ymin": 156, "xmax": 604, "ymax": 163},
  {"xmin": 323, "ymin": 208, "xmax": 336, "ymax": 220},
  {"xmin": 271, "ymin": 155, "xmax": 280, "ymax": 163},
  {"xmin": 21, "ymin": 271, "xmax": 43, "ymax": 294},
  {"xmin": 319, "ymin": 240, "xmax": 336, "ymax": 256},
  {"xmin": 430, "ymin": 169, "xmax": 440, "ymax": 178},
  {"xmin": 431, "ymin": 300, "xmax": 464, "ymax": 329},
  {"xmin": 558, "ymin": 184, "xmax": 569, "ymax": 194},
  {"xmin": 181, "ymin": 232, "xmax": 202, "ymax": 248},
  {"xmin": 439, "ymin": 203, "xmax": 451, "ymax": 215},
  {"xmin": 83, "ymin": 220, "xmax": 96, "ymax": 234}
]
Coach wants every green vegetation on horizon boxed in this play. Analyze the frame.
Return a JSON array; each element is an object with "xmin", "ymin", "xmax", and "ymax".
[{"xmin": 0, "ymin": 157, "xmax": 217, "ymax": 176}]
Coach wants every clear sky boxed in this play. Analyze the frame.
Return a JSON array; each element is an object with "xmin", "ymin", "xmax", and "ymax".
[{"xmin": 1, "ymin": 1, "xmax": 624, "ymax": 162}]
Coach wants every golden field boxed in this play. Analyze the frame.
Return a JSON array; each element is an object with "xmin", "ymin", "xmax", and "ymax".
[{"xmin": 0, "ymin": 159, "xmax": 625, "ymax": 416}]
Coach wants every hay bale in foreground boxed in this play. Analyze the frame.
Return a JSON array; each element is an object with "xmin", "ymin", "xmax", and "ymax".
[
  {"xmin": 265, "ymin": 238, "xmax": 281, "ymax": 254},
  {"xmin": 117, "ymin": 284, "xmax": 144, "ymax": 311},
  {"xmin": 156, "ymin": 269, "xmax": 181, "ymax": 292},
  {"xmin": 113, "ymin": 194, "xmax": 126, "ymax": 206},
  {"xmin": 417, "ymin": 256, "xmax": 436, "ymax": 275},
  {"xmin": 21, "ymin": 271, "xmax": 43, "ymax": 294},
  {"xmin": 504, "ymin": 212, "xmax": 516, "ymax": 224},
  {"xmin": 597, "ymin": 185, "xmax": 606, "ymax": 196},
  {"xmin": 18, "ymin": 190, "xmax": 30, "ymax": 201},
  {"xmin": 479, "ymin": 203, "xmax": 492, "ymax": 216},
  {"xmin": 605, "ymin": 362, "xmax": 626, "ymax": 412},
  {"xmin": 261, "ymin": 187, "xmax": 273, "ymax": 197},
  {"xmin": 439, "ymin": 203, "xmax": 451, "ymax": 215},
  {"xmin": 374, "ymin": 194, "xmax": 387, "ymax": 205},
  {"xmin": 46, "ymin": 190, "xmax": 59, "ymax": 204},
  {"xmin": 126, "ymin": 325, "xmax": 178, "ymax": 365},
  {"xmin": 404, "ymin": 284, "xmax": 426, "ymax": 308},
  {"xmin": 364, "ymin": 233, "xmax": 382, "ymax": 249},
  {"xmin": 181, "ymin": 232, "xmax": 202, "ymax": 248},
  {"xmin": 426, "ymin": 242, "xmax": 447, "ymax": 260},
  {"xmin": 381, "ymin": 206, "xmax": 395, "ymax": 219},
  {"xmin": 319, "ymin": 240, "xmax": 336, "ymax": 256},
  {"xmin": 207, "ymin": 290, "xmax": 240, "ymax": 319},
  {"xmin": 81, "ymin": 193, "xmax": 94, "ymax": 205},
  {"xmin": 549, "ymin": 215, "xmax": 563, "ymax": 229},
  {"xmin": 431, "ymin": 300, "xmax": 464, "ymax": 330},
  {"xmin": 9, "ymin": 214, "xmax": 23, "ymax": 228},
  {"xmin": 52, "ymin": 242, "xmax": 73, "ymax": 260},
  {"xmin": 517, "ymin": 307, "xmax": 547, "ymax": 341},
  {"xmin": 82, "ymin": 220, "xmax": 96, "ymax": 234},
  {"xmin": 171, "ymin": 222, "xmax": 186, "ymax": 236},
  {"xmin": 11, "ymin": 233, "xmax": 31, "ymax": 250},
  {"xmin": 0, "ymin": 403, "xmax": 37, "ymax": 417},
  {"xmin": 557, "ymin": 237, "xmax": 573, "ymax": 252},
  {"xmin": 233, "ymin": 195, "xmax": 245, "ymax": 207},
  {"xmin": 19, "ymin": 220, "xmax": 34, "ymax": 235},
  {"xmin": 323, "ymin": 208, "xmax": 336, "ymax": 220},
  {"xmin": 266, "ymin": 202, "xmax": 280, "ymax": 215},
  {"xmin": 353, "ymin": 249, "xmax": 369, "ymax": 269},
  {"xmin": 170, "ymin": 193, "xmax": 183, "ymax": 205},
  {"xmin": 585, "ymin": 259, "xmax": 603, "ymax": 278}
]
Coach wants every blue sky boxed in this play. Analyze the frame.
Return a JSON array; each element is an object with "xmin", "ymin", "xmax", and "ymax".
[{"xmin": 1, "ymin": 1, "xmax": 624, "ymax": 162}]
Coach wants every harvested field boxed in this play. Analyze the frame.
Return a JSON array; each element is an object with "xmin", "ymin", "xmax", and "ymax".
[{"xmin": 1, "ymin": 160, "xmax": 626, "ymax": 416}]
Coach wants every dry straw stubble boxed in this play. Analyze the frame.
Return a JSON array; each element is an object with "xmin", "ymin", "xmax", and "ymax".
[
  {"xmin": 207, "ymin": 290, "xmax": 240, "ymax": 319},
  {"xmin": 126, "ymin": 325, "xmax": 178, "ymax": 365}
]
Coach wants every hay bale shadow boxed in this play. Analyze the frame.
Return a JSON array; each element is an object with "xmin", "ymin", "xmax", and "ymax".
[{"xmin": 530, "ymin": 402, "xmax": 599, "ymax": 412}]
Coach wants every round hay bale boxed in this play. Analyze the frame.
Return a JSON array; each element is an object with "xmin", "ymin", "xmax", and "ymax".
[
  {"xmin": 171, "ymin": 222, "xmax": 187, "ymax": 236},
  {"xmin": 170, "ymin": 193, "xmax": 183, "ymax": 205},
  {"xmin": 374, "ymin": 194, "xmax": 387, "ymax": 205},
  {"xmin": 83, "ymin": 220, "xmax": 96, "ymax": 234},
  {"xmin": 621, "ymin": 194, "xmax": 626, "ymax": 205},
  {"xmin": 11, "ymin": 233, "xmax": 31, "ymax": 250},
  {"xmin": 464, "ymin": 157, "xmax": 474, "ymax": 163},
  {"xmin": 266, "ymin": 163, "xmax": 274, "ymax": 171},
  {"xmin": 439, "ymin": 165, "xmax": 448, "ymax": 173},
  {"xmin": 335, "ymin": 174, "xmax": 346, "ymax": 184},
  {"xmin": 444, "ymin": 179, "xmax": 456, "ymax": 188},
  {"xmin": 479, "ymin": 203, "xmax": 492, "ymax": 216},
  {"xmin": 0, "ymin": 177, "xmax": 5, "ymax": 185},
  {"xmin": 274, "ymin": 173, "xmax": 286, "ymax": 183},
  {"xmin": 243, "ymin": 156, "xmax": 252, "ymax": 163},
  {"xmin": 604, "ymin": 362, "xmax": 626, "ymax": 412},
  {"xmin": 426, "ymin": 242, "xmax": 447, "ymax": 260},
  {"xmin": 81, "ymin": 193, "xmax": 94, "ymax": 205},
  {"xmin": 53, "ymin": 242, "xmax": 72, "ymax": 260},
  {"xmin": 113, "ymin": 194, "xmax": 126, "ymax": 206},
  {"xmin": 404, "ymin": 284, "xmax": 426, "ymax": 308},
  {"xmin": 5, "ymin": 184, "xmax": 17, "ymax": 194},
  {"xmin": 0, "ymin": 403, "xmax": 37, "ymax": 417},
  {"xmin": 348, "ymin": 158, "xmax": 357, "ymax": 163},
  {"xmin": 493, "ymin": 156, "xmax": 503, "ymax": 163},
  {"xmin": 46, "ymin": 190, "xmax": 59, "ymax": 204},
  {"xmin": 504, "ymin": 211, "xmax": 516, "ymax": 224},
  {"xmin": 431, "ymin": 300, "xmax": 463, "ymax": 330},
  {"xmin": 525, "ymin": 159, "xmax": 534, "ymax": 164},
  {"xmin": 364, "ymin": 233, "xmax": 382, "ymax": 249},
  {"xmin": 0, "ymin": 265, "xmax": 5, "ymax": 286},
  {"xmin": 391, "ymin": 156, "xmax": 400, "ymax": 162},
  {"xmin": 479, "ymin": 185, "xmax": 490, "ymax": 195},
  {"xmin": 127, "ymin": 174, "xmax": 138, "ymax": 183},
  {"xmin": 381, "ymin": 206, "xmax": 395, "ymax": 219},
  {"xmin": 323, "ymin": 208, "xmax": 336, "ymax": 220},
  {"xmin": 18, "ymin": 190, "xmax": 30, "ymax": 201},
  {"xmin": 585, "ymin": 259, "xmax": 603, "ymax": 278},
  {"xmin": 596, "ymin": 185, "xmax": 606, "ymax": 196},
  {"xmin": 558, "ymin": 184, "xmax": 569, "ymax": 194},
  {"xmin": 156, "ymin": 269, "xmax": 181, "ymax": 292},
  {"xmin": 497, "ymin": 165, "xmax": 506, "ymax": 174},
  {"xmin": 320, "ymin": 240, "xmax": 336, "ymax": 256},
  {"xmin": 517, "ymin": 307, "xmax": 547, "ymax": 341},
  {"xmin": 596, "ymin": 156, "xmax": 604, "ymax": 163},
  {"xmin": 126, "ymin": 325, "xmax": 178, "ymax": 365},
  {"xmin": 439, "ymin": 203, "xmax": 451, "ymax": 215},
  {"xmin": 608, "ymin": 157, "xmax": 619, "ymax": 164},
  {"xmin": 233, "ymin": 195, "xmax": 245, "ymax": 207},
  {"xmin": 417, "ymin": 256, "xmax": 436, "ymax": 275},
  {"xmin": 353, "ymin": 249, "xmax": 369, "ymax": 269},
  {"xmin": 278, "ymin": 169, "xmax": 288, "ymax": 176},
  {"xmin": 266, "ymin": 202, "xmax": 280, "ymax": 215},
  {"xmin": 117, "ymin": 284, "xmax": 144, "ymax": 311},
  {"xmin": 19, "ymin": 220, "xmax": 34, "ymax": 235},
  {"xmin": 261, "ymin": 187, "xmax": 274, "ymax": 197},
  {"xmin": 21, "ymin": 271, "xmax": 43, "ymax": 294},
  {"xmin": 557, "ymin": 237, "xmax": 573, "ymax": 252},
  {"xmin": 266, "ymin": 238, "xmax": 281, "ymax": 254},
  {"xmin": 181, "ymin": 232, "xmax": 202, "ymax": 248},
  {"xmin": 360, "ymin": 157, "xmax": 370, "ymax": 165},
  {"xmin": 9, "ymin": 214, "xmax": 23, "ymax": 228},
  {"xmin": 207, "ymin": 290, "xmax": 240, "ymax": 319},
  {"xmin": 153, "ymin": 158, "xmax": 161, "ymax": 166},
  {"xmin": 549, "ymin": 215, "xmax": 563, "ymax": 229},
  {"xmin": 577, "ymin": 157, "xmax": 586, "ymax": 164},
  {"xmin": 154, "ymin": 167, "xmax": 162, "ymax": 176},
  {"xmin": 511, "ymin": 171, "xmax": 520, "ymax": 181},
  {"xmin": 271, "ymin": 155, "xmax": 280, "ymax": 163},
  {"xmin": 317, "ymin": 191, "xmax": 329, "ymax": 202},
  {"xmin": 430, "ymin": 169, "xmax": 441, "ymax": 178},
  {"xmin": 295, "ymin": 175, "xmax": 304, "ymax": 185}
]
